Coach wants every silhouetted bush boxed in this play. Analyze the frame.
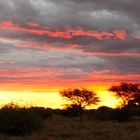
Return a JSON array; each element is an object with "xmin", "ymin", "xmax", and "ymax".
[
  {"xmin": 0, "ymin": 104, "xmax": 43, "ymax": 136},
  {"xmin": 113, "ymin": 107, "xmax": 131, "ymax": 122},
  {"xmin": 61, "ymin": 105, "xmax": 82, "ymax": 117},
  {"xmin": 29, "ymin": 107, "xmax": 53, "ymax": 119},
  {"xmin": 95, "ymin": 106, "xmax": 116, "ymax": 120},
  {"xmin": 95, "ymin": 106, "xmax": 131, "ymax": 122},
  {"xmin": 128, "ymin": 106, "xmax": 140, "ymax": 117},
  {"xmin": 53, "ymin": 109, "xmax": 62, "ymax": 115}
]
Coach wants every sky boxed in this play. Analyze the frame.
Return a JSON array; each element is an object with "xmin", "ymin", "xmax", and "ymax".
[{"xmin": 0, "ymin": 0, "xmax": 140, "ymax": 108}]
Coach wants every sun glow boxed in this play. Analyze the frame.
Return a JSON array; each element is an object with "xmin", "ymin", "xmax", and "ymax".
[
  {"xmin": 0, "ymin": 88, "xmax": 120, "ymax": 109},
  {"xmin": 0, "ymin": 91, "xmax": 66, "ymax": 109}
]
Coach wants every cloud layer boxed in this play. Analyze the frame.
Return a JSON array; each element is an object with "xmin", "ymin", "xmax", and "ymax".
[{"xmin": 0, "ymin": 0, "xmax": 140, "ymax": 90}]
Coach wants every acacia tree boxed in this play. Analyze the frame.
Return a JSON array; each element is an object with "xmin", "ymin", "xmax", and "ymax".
[
  {"xmin": 129, "ymin": 94, "xmax": 140, "ymax": 106},
  {"xmin": 60, "ymin": 88, "xmax": 100, "ymax": 119},
  {"xmin": 109, "ymin": 83, "xmax": 140, "ymax": 107}
]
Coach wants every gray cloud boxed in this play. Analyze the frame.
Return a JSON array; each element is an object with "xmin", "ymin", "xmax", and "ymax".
[{"xmin": 0, "ymin": 0, "xmax": 139, "ymax": 84}]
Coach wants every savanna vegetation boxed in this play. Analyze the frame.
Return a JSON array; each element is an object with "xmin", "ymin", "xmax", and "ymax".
[{"xmin": 0, "ymin": 83, "xmax": 139, "ymax": 140}]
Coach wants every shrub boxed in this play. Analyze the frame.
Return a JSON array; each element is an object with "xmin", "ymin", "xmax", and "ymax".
[
  {"xmin": 95, "ymin": 106, "xmax": 116, "ymax": 121},
  {"xmin": 61, "ymin": 104, "xmax": 82, "ymax": 117},
  {"xmin": 0, "ymin": 105, "xmax": 43, "ymax": 136},
  {"xmin": 95, "ymin": 106, "xmax": 131, "ymax": 122},
  {"xmin": 29, "ymin": 107, "xmax": 53, "ymax": 119},
  {"xmin": 113, "ymin": 107, "xmax": 131, "ymax": 122},
  {"xmin": 128, "ymin": 106, "xmax": 140, "ymax": 117}
]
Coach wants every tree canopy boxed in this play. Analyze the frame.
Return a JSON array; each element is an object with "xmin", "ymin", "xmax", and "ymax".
[
  {"xmin": 60, "ymin": 88, "xmax": 100, "ymax": 109},
  {"xmin": 109, "ymin": 83, "xmax": 140, "ymax": 107}
]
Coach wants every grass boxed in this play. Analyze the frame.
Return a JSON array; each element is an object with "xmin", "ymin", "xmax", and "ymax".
[{"xmin": 0, "ymin": 115, "xmax": 139, "ymax": 140}]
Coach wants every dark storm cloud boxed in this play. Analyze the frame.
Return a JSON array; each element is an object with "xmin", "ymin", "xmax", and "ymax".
[
  {"xmin": 80, "ymin": 38, "xmax": 140, "ymax": 53},
  {"xmin": 0, "ymin": 0, "xmax": 138, "ymax": 30},
  {"xmin": 0, "ymin": 0, "xmax": 40, "ymax": 23}
]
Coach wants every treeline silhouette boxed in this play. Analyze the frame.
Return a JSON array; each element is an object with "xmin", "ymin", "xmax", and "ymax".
[{"xmin": 0, "ymin": 82, "xmax": 139, "ymax": 136}]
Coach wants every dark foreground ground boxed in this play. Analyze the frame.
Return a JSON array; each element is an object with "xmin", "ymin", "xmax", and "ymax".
[{"xmin": 0, "ymin": 115, "xmax": 140, "ymax": 140}]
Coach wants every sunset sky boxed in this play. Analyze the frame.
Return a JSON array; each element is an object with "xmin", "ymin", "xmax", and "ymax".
[{"xmin": 0, "ymin": 0, "xmax": 139, "ymax": 108}]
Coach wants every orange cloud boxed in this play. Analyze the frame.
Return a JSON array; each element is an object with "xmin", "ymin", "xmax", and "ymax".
[
  {"xmin": 134, "ymin": 35, "xmax": 140, "ymax": 40},
  {"xmin": 0, "ymin": 21, "xmax": 128, "ymax": 40},
  {"xmin": 0, "ymin": 69, "xmax": 56, "ymax": 78},
  {"xmin": 88, "ymin": 73, "xmax": 140, "ymax": 83},
  {"xmin": 83, "ymin": 52, "xmax": 140, "ymax": 57},
  {"xmin": 0, "ymin": 68, "xmax": 139, "ymax": 87},
  {"xmin": 27, "ymin": 22, "xmax": 39, "ymax": 27},
  {"xmin": 113, "ymin": 30, "xmax": 127, "ymax": 40},
  {"xmin": 15, "ymin": 42, "xmax": 47, "ymax": 50},
  {"xmin": 0, "ymin": 60, "xmax": 5, "ymax": 64}
]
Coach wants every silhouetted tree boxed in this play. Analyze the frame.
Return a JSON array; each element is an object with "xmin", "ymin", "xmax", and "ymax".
[
  {"xmin": 129, "ymin": 94, "xmax": 140, "ymax": 106},
  {"xmin": 60, "ymin": 88, "xmax": 100, "ymax": 120},
  {"xmin": 109, "ymin": 83, "xmax": 140, "ymax": 107}
]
